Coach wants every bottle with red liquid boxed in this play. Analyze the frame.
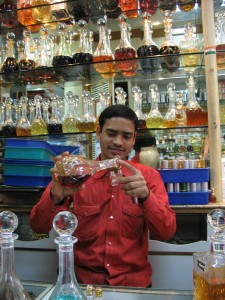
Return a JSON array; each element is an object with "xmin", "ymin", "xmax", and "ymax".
[
  {"xmin": 186, "ymin": 74, "xmax": 208, "ymax": 126},
  {"xmin": 16, "ymin": 96, "xmax": 31, "ymax": 136},
  {"xmin": 93, "ymin": 18, "xmax": 116, "ymax": 78},
  {"xmin": 139, "ymin": 0, "xmax": 158, "ymax": 15},
  {"xmin": 119, "ymin": 0, "xmax": 138, "ymax": 18},
  {"xmin": 177, "ymin": 0, "xmax": 196, "ymax": 12},
  {"xmin": 132, "ymin": 86, "xmax": 147, "ymax": 129},
  {"xmin": 1, "ymin": 32, "xmax": 19, "ymax": 83},
  {"xmin": 159, "ymin": 10, "xmax": 180, "ymax": 73},
  {"xmin": 115, "ymin": 14, "xmax": 138, "ymax": 77},
  {"xmin": 2, "ymin": 97, "xmax": 16, "ymax": 137},
  {"xmin": 215, "ymin": 12, "xmax": 225, "ymax": 71},
  {"xmin": 47, "ymin": 95, "xmax": 63, "ymax": 135},
  {"xmin": 137, "ymin": 12, "xmax": 160, "ymax": 74},
  {"xmin": 0, "ymin": 0, "xmax": 17, "ymax": 28}
]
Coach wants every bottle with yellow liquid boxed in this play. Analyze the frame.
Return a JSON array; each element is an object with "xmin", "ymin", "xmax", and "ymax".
[
  {"xmin": 62, "ymin": 91, "xmax": 79, "ymax": 133},
  {"xmin": 146, "ymin": 83, "xmax": 164, "ymax": 128},
  {"xmin": 193, "ymin": 209, "xmax": 225, "ymax": 300},
  {"xmin": 31, "ymin": 95, "xmax": 48, "ymax": 135},
  {"xmin": 163, "ymin": 82, "xmax": 176, "ymax": 128},
  {"xmin": 77, "ymin": 91, "xmax": 96, "ymax": 132}
]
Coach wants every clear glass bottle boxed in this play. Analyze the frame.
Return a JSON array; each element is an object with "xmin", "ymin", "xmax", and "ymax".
[
  {"xmin": 77, "ymin": 91, "xmax": 96, "ymax": 132},
  {"xmin": 137, "ymin": 12, "xmax": 160, "ymax": 74},
  {"xmin": 115, "ymin": 14, "xmax": 138, "ymax": 77},
  {"xmin": 95, "ymin": 90, "xmax": 110, "ymax": 130},
  {"xmin": 163, "ymin": 83, "xmax": 177, "ymax": 128},
  {"xmin": 93, "ymin": 18, "xmax": 116, "ymax": 78},
  {"xmin": 115, "ymin": 86, "xmax": 127, "ymax": 105},
  {"xmin": 31, "ymin": 95, "xmax": 48, "ymax": 135},
  {"xmin": 16, "ymin": 96, "xmax": 31, "ymax": 136},
  {"xmin": 146, "ymin": 83, "xmax": 164, "ymax": 128},
  {"xmin": 119, "ymin": 0, "xmax": 138, "ymax": 18},
  {"xmin": 159, "ymin": 10, "xmax": 180, "ymax": 73},
  {"xmin": 179, "ymin": 23, "xmax": 201, "ymax": 75},
  {"xmin": 47, "ymin": 95, "xmax": 63, "ymax": 134},
  {"xmin": 215, "ymin": 12, "xmax": 225, "ymax": 70},
  {"xmin": 62, "ymin": 91, "xmax": 79, "ymax": 133},
  {"xmin": 139, "ymin": 0, "xmax": 158, "ymax": 15},
  {"xmin": 49, "ymin": 211, "xmax": 86, "ymax": 300},
  {"xmin": 54, "ymin": 154, "xmax": 120, "ymax": 187},
  {"xmin": 1, "ymin": 32, "xmax": 19, "ymax": 83},
  {"xmin": 0, "ymin": 211, "xmax": 31, "ymax": 300},
  {"xmin": 193, "ymin": 209, "xmax": 225, "ymax": 300},
  {"xmin": 132, "ymin": 85, "xmax": 147, "ymax": 129},
  {"xmin": 175, "ymin": 92, "xmax": 187, "ymax": 126},
  {"xmin": 2, "ymin": 97, "xmax": 16, "ymax": 137},
  {"xmin": 177, "ymin": 0, "xmax": 196, "ymax": 12}
]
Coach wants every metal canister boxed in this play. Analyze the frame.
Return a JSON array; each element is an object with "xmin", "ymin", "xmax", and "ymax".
[
  {"xmin": 167, "ymin": 183, "xmax": 174, "ymax": 192},
  {"xmin": 180, "ymin": 182, "xmax": 187, "ymax": 192}
]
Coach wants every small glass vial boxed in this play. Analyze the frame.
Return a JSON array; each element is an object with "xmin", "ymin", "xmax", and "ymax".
[
  {"xmin": 209, "ymin": 188, "xmax": 217, "ymax": 204},
  {"xmin": 175, "ymin": 92, "xmax": 187, "ymax": 126}
]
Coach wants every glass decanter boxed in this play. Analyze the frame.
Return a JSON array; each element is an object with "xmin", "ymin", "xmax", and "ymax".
[
  {"xmin": 137, "ymin": 12, "xmax": 160, "ymax": 74},
  {"xmin": 1, "ymin": 32, "xmax": 19, "ymax": 83},
  {"xmin": 175, "ymin": 92, "xmax": 187, "ymax": 126},
  {"xmin": 193, "ymin": 209, "xmax": 225, "ymax": 300},
  {"xmin": 54, "ymin": 154, "xmax": 120, "ymax": 187},
  {"xmin": 16, "ymin": 96, "xmax": 31, "ymax": 136},
  {"xmin": 93, "ymin": 18, "xmax": 116, "ymax": 78},
  {"xmin": 42, "ymin": 97, "xmax": 50, "ymax": 125},
  {"xmin": 158, "ymin": 0, "xmax": 176, "ymax": 12},
  {"xmin": 159, "ymin": 10, "xmax": 180, "ymax": 73},
  {"xmin": 146, "ymin": 83, "xmax": 164, "ymax": 128},
  {"xmin": 2, "ymin": 97, "xmax": 16, "ymax": 137},
  {"xmin": 186, "ymin": 74, "xmax": 208, "ymax": 126},
  {"xmin": 163, "ymin": 83, "xmax": 176, "ymax": 128},
  {"xmin": 31, "ymin": 95, "xmax": 48, "ymax": 135},
  {"xmin": 95, "ymin": 90, "xmax": 110, "ymax": 130},
  {"xmin": 179, "ymin": 23, "xmax": 201, "ymax": 75},
  {"xmin": 114, "ymin": 14, "xmax": 138, "ymax": 77},
  {"xmin": 177, "ymin": 0, "xmax": 196, "ymax": 12},
  {"xmin": 47, "ymin": 95, "xmax": 63, "ymax": 134},
  {"xmin": 18, "ymin": 30, "xmax": 36, "ymax": 84},
  {"xmin": 119, "ymin": 0, "xmax": 138, "ymax": 18},
  {"xmin": 139, "ymin": 0, "xmax": 158, "ymax": 15},
  {"xmin": 17, "ymin": 0, "xmax": 41, "ymax": 33},
  {"xmin": 0, "ymin": 0, "xmax": 17, "ymax": 28},
  {"xmin": 62, "ymin": 91, "xmax": 79, "ymax": 133},
  {"xmin": 115, "ymin": 86, "xmax": 127, "ymax": 105},
  {"xmin": 132, "ymin": 85, "xmax": 147, "ymax": 129},
  {"xmin": 215, "ymin": 12, "xmax": 225, "ymax": 71},
  {"xmin": 77, "ymin": 91, "xmax": 96, "ymax": 132},
  {"xmin": 49, "ymin": 211, "xmax": 86, "ymax": 300},
  {"xmin": 0, "ymin": 211, "xmax": 31, "ymax": 300}
]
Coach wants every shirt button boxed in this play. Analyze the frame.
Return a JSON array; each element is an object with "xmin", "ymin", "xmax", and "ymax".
[
  {"xmin": 106, "ymin": 264, "xmax": 110, "ymax": 267},
  {"xmin": 108, "ymin": 241, "xmax": 112, "ymax": 246},
  {"xmin": 109, "ymin": 216, "xmax": 114, "ymax": 219},
  {"xmin": 111, "ymin": 195, "xmax": 114, "ymax": 198}
]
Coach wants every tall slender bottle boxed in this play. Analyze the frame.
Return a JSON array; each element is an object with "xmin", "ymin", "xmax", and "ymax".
[
  {"xmin": 115, "ymin": 87, "xmax": 127, "ymax": 105},
  {"xmin": 137, "ymin": 12, "xmax": 160, "ymax": 74},
  {"xmin": 62, "ymin": 91, "xmax": 79, "ymax": 133},
  {"xmin": 175, "ymin": 92, "xmax": 187, "ymax": 127},
  {"xmin": 163, "ymin": 83, "xmax": 176, "ymax": 128},
  {"xmin": 31, "ymin": 95, "xmax": 48, "ymax": 135},
  {"xmin": 132, "ymin": 86, "xmax": 147, "ymax": 129},
  {"xmin": 47, "ymin": 95, "xmax": 63, "ymax": 134},
  {"xmin": 49, "ymin": 211, "xmax": 86, "ymax": 300},
  {"xmin": 77, "ymin": 91, "xmax": 96, "ymax": 132},
  {"xmin": 114, "ymin": 14, "xmax": 138, "ymax": 77},
  {"xmin": 0, "ymin": 211, "xmax": 31, "ymax": 300},
  {"xmin": 146, "ymin": 83, "xmax": 164, "ymax": 128},
  {"xmin": 16, "ymin": 96, "xmax": 31, "ymax": 136},
  {"xmin": 2, "ymin": 97, "xmax": 16, "ymax": 137},
  {"xmin": 95, "ymin": 90, "xmax": 110, "ymax": 130},
  {"xmin": 1, "ymin": 32, "xmax": 19, "ymax": 83}
]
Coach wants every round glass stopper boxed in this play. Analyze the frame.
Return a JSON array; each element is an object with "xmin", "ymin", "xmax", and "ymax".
[
  {"xmin": 53, "ymin": 211, "xmax": 78, "ymax": 236},
  {"xmin": 0, "ymin": 211, "xmax": 18, "ymax": 234}
]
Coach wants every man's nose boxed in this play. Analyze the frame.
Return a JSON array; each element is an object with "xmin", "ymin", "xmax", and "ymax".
[{"xmin": 113, "ymin": 135, "xmax": 123, "ymax": 145}]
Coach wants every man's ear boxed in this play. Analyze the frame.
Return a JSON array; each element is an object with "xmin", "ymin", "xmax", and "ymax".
[{"xmin": 96, "ymin": 126, "xmax": 101, "ymax": 140}]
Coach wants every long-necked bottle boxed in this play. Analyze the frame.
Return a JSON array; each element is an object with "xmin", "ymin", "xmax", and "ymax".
[
  {"xmin": 146, "ymin": 83, "xmax": 164, "ymax": 128},
  {"xmin": 77, "ymin": 91, "xmax": 96, "ymax": 132},
  {"xmin": 47, "ymin": 95, "xmax": 63, "ymax": 134},
  {"xmin": 132, "ymin": 86, "xmax": 147, "ymax": 129},
  {"xmin": 2, "ymin": 97, "xmax": 16, "ymax": 137},
  {"xmin": 1, "ymin": 32, "xmax": 19, "ymax": 83},
  {"xmin": 62, "ymin": 91, "xmax": 79, "ymax": 133},
  {"xmin": 49, "ymin": 211, "xmax": 86, "ymax": 300},
  {"xmin": 95, "ymin": 90, "xmax": 110, "ymax": 130},
  {"xmin": 175, "ymin": 92, "xmax": 187, "ymax": 127},
  {"xmin": 31, "ymin": 95, "xmax": 48, "ymax": 135},
  {"xmin": 137, "ymin": 12, "xmax": 160, "ymax": 74},
  {"xmin": 115, "ymin": 14, "xmax": 138, "ymax": 77},
  {"xmin": 163, "ymin": 83, "xmax": 176, "ymax": 128},
  {"xmin": 0, "ymin": 211, "xmax": 31, "ymax": 300},
  {"xmin": 16, "ymin": 96, "xmax": 31, "ymax": 136},
  {"xmin": 159, "ymin": 10, "xmax": 180, "ymax": 73},
  {"xmin": 193, "ymin": 209, "xmax": 225, "ymax": 300},
  {"xmin": 93, "ymin": 18, "xmax": 116, "ymax": 78},
  {"xmin": 115, "ymin": 86, "xmax": 127, "ymax": 105}
]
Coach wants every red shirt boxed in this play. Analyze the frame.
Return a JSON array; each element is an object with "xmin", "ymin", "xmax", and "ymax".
[{"xmin": 30, "ymin": 160, "xmax": 176, "ymax": 287}]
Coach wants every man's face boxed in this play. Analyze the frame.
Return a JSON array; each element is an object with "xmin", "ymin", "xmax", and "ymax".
[{"xmin": 96, "ymin": 117, "xmax": 137, "ymax": 160}]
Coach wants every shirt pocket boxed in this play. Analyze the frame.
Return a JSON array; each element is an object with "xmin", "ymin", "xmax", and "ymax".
[
  {"xmin": 121, "ymin": 205, "xmax": 144, "ymax": 240},
  {"xmin": 73, "ymin": 205, "xmax": 100, "ymax": 241}
]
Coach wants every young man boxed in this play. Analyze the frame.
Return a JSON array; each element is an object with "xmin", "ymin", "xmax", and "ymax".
[{"xmin": 30, "ymin": 104, "xmax": 176, "ymax": 287}]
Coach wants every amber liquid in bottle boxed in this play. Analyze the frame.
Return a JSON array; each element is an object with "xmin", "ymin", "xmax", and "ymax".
[
  {"xmin": 31, "ymin": 0, "xmax": 52, "ymax": 22},
  {"xmin": 137, "ymin": 45, "xmax": 160, "ymax": 73},
  {"xmin": 115, "ymin": 48, "xmax": 137, "ymax": 76},
  {"xmin": 93, "ymin": 55, "xmax": 116, "ymax": 76},
  {"xmin": 17, "ymin": 3, "xmax": 41, "ymax": 32},
  {"xmin": 119, "ymin": 0, "xmax": 138, "ymax": 18},
  {"xmin": 186, "ymin": 108, "xmax": 208, "ymax": 126},
  {"xmin": 16, "ymin": 128, "xmax": 32, "ymax": 136},
  {"xmin": 146, "ymin": 117, "xmax": 164, "ymax": 128},
  {"xmin": 57, "ymin": 174, "xmax": 91, "ymax": 188},
  {"xmin": 77, "ymin": 122, "xmax": 95, "ymax": 132},
  {"xmin": 177, "ymin": 0, "xmax": 196, "ymax": 12}
]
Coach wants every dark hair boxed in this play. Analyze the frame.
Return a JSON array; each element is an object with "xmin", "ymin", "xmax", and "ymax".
[
  {"xmin": 98, "ymin": 104, "xmax": 138, "ymax": 131},
  {"xmin": 133, "ymin": 131, "xmax": 156, "ymax": 152}
]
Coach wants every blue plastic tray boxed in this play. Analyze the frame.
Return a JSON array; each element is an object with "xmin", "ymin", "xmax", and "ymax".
[
  {"xmin": 168, "ymin": 191, "xmax": 210, "ymax": 205},
  {"xmin": 4, "ymin": 175, "xmax": 51, "ymax": 188},
  {"xmin": 159, "ymin": 168, "xmax": 210, "ymax": 183},
  {"xmin": 4, "ymin": 163, "xmax": 52, "ymax": 176},
  {"xmin": 5, "ymin": 146, "xmax": 54, "ymax": 161}
]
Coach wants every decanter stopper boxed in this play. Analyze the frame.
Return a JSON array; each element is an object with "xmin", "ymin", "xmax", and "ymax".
[
  {"xmin": 207, "ymin": 209, "xmax": 225, "ymax": 238},
  {"xmin": 0, "ymin": 211, "xmax": 18, "ymax": 237},
  {"xmin": 53, "ymin": 211, "xmax": 78, "ymax": 239}
]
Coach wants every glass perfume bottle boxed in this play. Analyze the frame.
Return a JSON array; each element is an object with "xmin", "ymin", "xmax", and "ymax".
[
  {"xmin": 77, "ymin": 91, "xmax": 96, "ymax": 132},
  {"xmin": 115, "ymin": 86, "xmax": 127, "ymax": 105},
  {"xmin": 132, "ymin": 85, "xmax": 147, "ymax": 129},
  {"xmin": 93, "ymin": 18, "xmax": 116, "ymax": 78},
  {"xmin": 49, "ymin": 211, "xmax": 86, "ymax": 300},
  {"xmin": 54, "ymin": 154, "xmax": 120, "ymax": 187},
  {"xmin": 119, "ymin": 0, "xmax": 138, "ymax": 18},
  {"xmin": 179, "ymin": 23, "xmax": 201, "ymax": 75},
  {"xmin": 47, "ymin": 95, "xmax": 63, "ymax": 134},
  {"xmin": 159, "ymin": 10, "xmax": 180, "ymax": 73},
  {"xmin": 0, "ymin": 211, "xmax": 31, "ymax": 300},
  {"xmin": 114, "ymin": 14, "xmax": 138, "ymax": 77},
  {"xmin": 163, "ymin": 83, "xmax": 177, "ymax": 128},
  {"xmin": 177, "ymin": 0, "xmax": 196, "ymax": 12},
  {"xmin": 2, "ymin": 97, "xmax": 16, "ymax": 137},
  {"xmin": 1, "ymin": 32, "xmax": 19, "ymax": 83},
  {"xmin": 16, "ymin": 96, "xmax": 31, "ymax": 136},
  {"xmin": 62, "ymin": 91, "xmax": 79, "ymax": 133},
  {"xmin": 95, "ymin": 90, "xmax": 110, "ymax": 130},
  {"xmin": 31, "ymin": 95, "xmax": 48, "ymax": 135},
  {"xmin": 146, "ymin": 83, "xmax": 164, "ymax": 128},
  {"xmin": 193, "ymin": 209, "xmax": 225, "ymax": 300},
  {"xmin": 17, "ymin": 0, "xmax": 41, "ymax": 32},
  {"xmin": 137, "ymin": 12, "xmax": 160, "ymax": 74},
  {"xmin": 175, "ymin": 92, "xmax": 187, "ymax": 127},
  {"xmin": 215, "ymin": 12, "xmax": 225, "ymax": 70}
]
